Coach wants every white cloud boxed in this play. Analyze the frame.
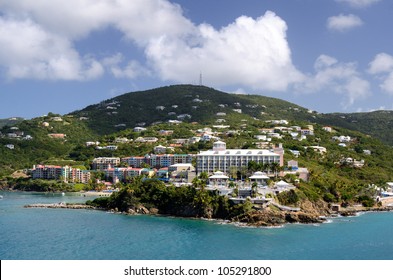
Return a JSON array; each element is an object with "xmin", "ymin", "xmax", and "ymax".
[
  {"xmin": 335, "ymin": 0, "xmax": 381, "ymax": 8},
  {"xmin": 0, "ymin": 0, "xmax": 191, "ymax": 81},
  {"xmin": 0, "ymin": 0, "xmax": 194, "ymax": 45},
  {"xmin": 103, "ymin": 53, "xmax": 150, "ymax": 79},
  {"xmin": 146, "ymin": 11, "xmax": 305, "ymax": 91},
  {"xmin": 0, "ymin": 1, "xmax": 304, "ymax": 89},
  {"xmin": 314, "ymin": 55, "xmax": 339, "ymax": 70},
  {"xmin": 368, "ymin": 53, "xmax": 393, "ymax": 94},
  {"xmin": 356, "ymin": 106, "xmax": 387, "ymax": 112},
  {"xmin": 327, "ymin": 14, "xmax": 363, "ymax": 32},
  {"xmin": 368, "ymin": 53, "xmax": 393, "ymax": 74},
  {"xmin": 0, "ymin": 17, "xmax": 103, "ymax": 81},
  {"xmin": 299, "ymin": 55, "xmax": 370, "ymax": 108}
]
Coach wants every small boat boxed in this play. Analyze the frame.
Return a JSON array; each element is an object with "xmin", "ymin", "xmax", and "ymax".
[
  {"xmin": 0, "ymin": 195, "xmax": 3, "ymax": 199},
  {"xmin": 61, "ymin": 192, "xmax": 65, "ymax": 196}
]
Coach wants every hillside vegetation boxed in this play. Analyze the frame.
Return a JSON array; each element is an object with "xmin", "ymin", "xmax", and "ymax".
[
  {"xmin": 1, "ymin": 84, "xmax": 393, "ymax": 210},
  {"xmin": 72, "ymin": 85, "xmax": 313, "ymax": 135}
]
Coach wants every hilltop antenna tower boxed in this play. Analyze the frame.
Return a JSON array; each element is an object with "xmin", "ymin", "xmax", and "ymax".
[{"xmin": 199, "ymin": 71, "xmax": 203, "ymax": 86}]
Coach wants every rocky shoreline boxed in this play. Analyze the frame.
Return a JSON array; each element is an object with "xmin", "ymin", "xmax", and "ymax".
[{"xmin": 24, "ymin": 201, "xmax": 393, "ymax": 228}]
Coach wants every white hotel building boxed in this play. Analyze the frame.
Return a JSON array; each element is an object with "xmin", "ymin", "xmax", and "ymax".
[{"xmin": 196, "ymin": 141, "xmax": 283, "ymax": 174}]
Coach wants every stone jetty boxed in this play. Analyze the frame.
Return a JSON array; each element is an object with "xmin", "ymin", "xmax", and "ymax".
[{"xmin": 24, "ymin": 203, "xmax": 96, "ymax": 209}]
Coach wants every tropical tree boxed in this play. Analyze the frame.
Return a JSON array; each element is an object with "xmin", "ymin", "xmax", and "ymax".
[
  {"xmin": 263, "ymin": 163, "xmax": 271, "ymax": 174},
  {"xmin": 271, "ymin": 162, "xmax": 280, "ymax": 178},
  {"xmin": 228, "ymin": 166, "xmax": 238, "ymax": 180},
  {"xmin": 251, "ymin": 182, "xmax": 258, "ymax": 198}
]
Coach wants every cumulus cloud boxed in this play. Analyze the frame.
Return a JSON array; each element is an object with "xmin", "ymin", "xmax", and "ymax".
[
  {"xmin": 299, "ymin": 55, "xmax": 371, "ymax": 108},
  {"xmin": 0, "ymin": 1, "xmax": 304, "ymax": 91},
  {"xmin": 368, "ymin": 53, "xmax": 393, "ymax": 74},
  {"xmin": 102, "ymin": 53, "xmax": 151, "ymax": 79},
  {"xmin": 368, "ymin": 53, "xmax": 393, "ymax": 94},
  {"xmin": 146, "ymin": 11, "xmax": 305, "ymax": 91},
  {"xmin": 335, "ymin": 0, "xmax": 381, "ymax": 8},
  {"xmin": 0, "ymin": 0, "xmax": 193, "ymax": 43},
  {"xmin": 0, "ymin": 17, "xmax": 103, "ymax": 80},
  {"xmin": 0, "ymin": 0, "xmax": 192, "ymax": 81},
  {"xmin": 327, "ymin": 14, "xmax": 363, "ymax": 32}
]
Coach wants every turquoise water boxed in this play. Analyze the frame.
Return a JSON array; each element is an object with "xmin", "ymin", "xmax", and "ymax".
[{"xmin": 1, "ymin": 191, "xmax": 393, "ymax": 260}]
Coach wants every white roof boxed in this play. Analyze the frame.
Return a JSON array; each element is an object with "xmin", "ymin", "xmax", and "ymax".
[
  {"xmin": 275, "ymin": 180, "xmax": 291, "ymax": 187},
  {"xmin": 170, "ymin": 163, "xmax": 193, "ymax": 167},
  {"xmin": 249, "ymin": 172, "xmax": 269, "ymax": 179},
  {"xmin": 198, "ymin": 149, "xmax": 279, "ymax": 156},
  {"xmin": 209, "ymin": 171, "xmax": 229, "ymax": 179}
]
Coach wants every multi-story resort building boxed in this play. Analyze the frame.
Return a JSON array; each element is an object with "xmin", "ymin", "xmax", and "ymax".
[
  {"xmin": 70, "ymin": 168, "xmax": 91, "ymax": 183},
  {"xmin": 196, "ymin": 141, "xmax": 282, "ymax": 175},
  {"xmin": 32, "ymin": 165, "xmax": 65, "ymax": 180},
  {"xmin": 31, "ymin": 165, "xmax": 91, "ymax": 183},
  {"xmin": 92, "ymin": 157, "xmax": 121, "ymax": 170},
  {"xmin": 121, "ymin": 154, "xmax": 193, "ymax": 169}
]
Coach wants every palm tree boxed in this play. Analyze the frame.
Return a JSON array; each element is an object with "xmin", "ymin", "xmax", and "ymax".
[
  {"xmin": 271, "ymin": 162, "xmax": 280, "ymax": 178},
  {"xmin": 239, "ymin": 166, "xmax": 248, "ymax": 180},
  {"xmin": 248, "ymin": 161, "xmax": 258, "ymax": 173},
  {"xmin": 251, "ymin": 182, "xmax": 258, "ymax": 198},
  {"xmin": 263, "ymin": 163, "xmax": 271, "ymax": 175},
  {"xmin": 228, "ymin": 181, "xmax": 236, "ymax": 189},
  {"xmin": 229, "ymin": 166, "xmax": 238, "ymax": 180}
]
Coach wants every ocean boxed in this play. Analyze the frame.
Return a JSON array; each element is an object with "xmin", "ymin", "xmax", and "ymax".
[{"xmin": 1, "ymin": 191, "xmax": 393, "ymax": 260}]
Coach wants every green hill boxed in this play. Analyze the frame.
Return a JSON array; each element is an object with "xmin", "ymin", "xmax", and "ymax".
[
  {"xmin": 2, "ymin": 84, "xmax": 393, "ymax": 210},
  {"xmin": 72, "ymin": 85, "xmax": 314, "ymax": 135},
  {"xmin": 0, "ymin": 114, "xmax": 97, "ymax": 177},
  {"xmin": 72, "ymin": 84, "xmax": 393, "ymax": 146},
  {"xmin": 314, "ymin": 111, "xmax": 393, "ymax": 146},
  {"xmin": 0, "ymin": 117, "xmax": 23, "ymax": 128},
  {"xmin": 1, "ymin": 84, "xmax": 393, "ymax": 189}
]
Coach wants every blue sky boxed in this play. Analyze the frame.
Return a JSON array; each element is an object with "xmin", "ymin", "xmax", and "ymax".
[{"xmin": 1, "ymin": 0, "xmax": 393, "ymax": 119}]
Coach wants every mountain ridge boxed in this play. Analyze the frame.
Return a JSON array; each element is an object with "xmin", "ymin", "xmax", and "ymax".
[
  {"xmin": 71, "ymin": 84, "xmax": 393, "ymax": 145},
  {"xmin": 71, "ymin": 84, "xmax": 314, "ymax": 135}
]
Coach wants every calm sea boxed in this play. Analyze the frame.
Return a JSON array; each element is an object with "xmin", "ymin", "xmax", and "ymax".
[{"xmin": 1, "ymin": 191, "xmax": 393, "ymax": 260}]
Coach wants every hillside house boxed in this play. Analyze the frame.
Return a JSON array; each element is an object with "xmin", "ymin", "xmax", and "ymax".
[
  {"xmin": 289, "ymin": 150, "xmax": 300, "ymax": 157},
  {"xmin": 158, "ymin": 130, "xmax": 174, "ymax": 136},
  {"xmin": 177, "ymin": 114, "xmax": 191, "ymax": 120},
  {"xmin": 51, "ymin": 117, "xmax": 63, "ymax": 122},
  {"xmin": 288, "ymin": 160, "xmax": 299, "ymax": 170},
  {"xmin": 48, "ymin": 133, "xmax": 66, "ymax": 139},
  {"xmin": 86, "ymin": 141, "xmax": 100, "ymax": 147},
  {"xmin": 307, "ymin": 146, "xmax": 327, "ymax": 154},
  {"xmin": 154, "ymin": 145, "xmax": 174, "ymax": 154},
  {"xmin": 133, "ymin": 127, "xmax": 146, "ymax": 132},
  {"xmin": 115, "ymin": 137, "xmax": 131, "ymax": 143},
  {"xmin": 333, "ymin": 136, "xmax": 351, "ymax": 143},
  {"xmin": 301, "ymin": 129, "xmax": 314, "ymax": 136}
]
